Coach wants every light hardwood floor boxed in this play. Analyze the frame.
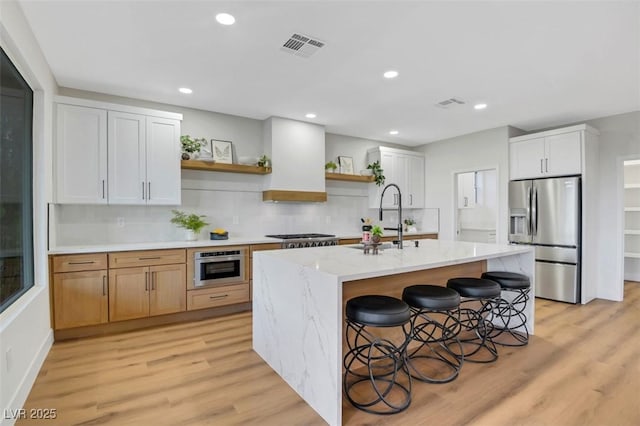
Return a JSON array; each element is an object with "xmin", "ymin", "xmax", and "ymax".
[{"xmin": 18, "ymin": 282, "xmax": 640, "ymax": 426}]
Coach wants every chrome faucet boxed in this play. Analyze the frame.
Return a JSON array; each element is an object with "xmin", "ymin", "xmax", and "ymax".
[{"xmin": 379, "ymin": 183, "xmax": 403, "ymax": 249}]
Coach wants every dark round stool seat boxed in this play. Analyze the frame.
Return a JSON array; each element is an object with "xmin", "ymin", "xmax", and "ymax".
[
  {"xmin": 481, "ymin": 271, "xmax": 530, "ymax": 289},
  {"xmin": 447, "ymin": 278, "xmax": 501, "ymax": 298},
  {"xmin": 402, "ymin": 285, "xmax": 460, "ymax": 310},
  {"xmin": 346, "ymin": 295, "xmax": 411, "ymax": 327}
]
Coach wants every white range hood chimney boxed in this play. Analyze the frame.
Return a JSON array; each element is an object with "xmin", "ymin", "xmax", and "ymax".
[{"xmin": 262, "ymin": 117, "xmax": 327, "ymax": 202}]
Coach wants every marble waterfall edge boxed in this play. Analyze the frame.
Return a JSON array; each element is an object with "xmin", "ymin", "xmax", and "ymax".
[{"xmin": 252, "ymin": 253, "xmax": 342, "ymax": 426}]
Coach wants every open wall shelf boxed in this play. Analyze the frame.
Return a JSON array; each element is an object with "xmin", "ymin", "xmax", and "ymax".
[
  {"xmin": 325, "ymin": 172, "xmax": 374, "ymax": 183},
  {"xmin": 181, "ymin": 160, "xmax": 271, "ymax": 175}
]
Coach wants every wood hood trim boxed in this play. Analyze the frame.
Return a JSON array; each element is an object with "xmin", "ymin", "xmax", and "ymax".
[{"xmin": 262, "ymin": 190, "xmax": 327, "ymax": 203}]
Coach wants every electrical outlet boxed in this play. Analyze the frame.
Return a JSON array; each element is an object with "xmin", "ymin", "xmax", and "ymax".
[
  {"xmin": 6, "ymin": 347, "xmax": 12, "ymax": 372},
  {"xmin": 116, "ymin": 217, "xmax": 125, "ymax": 228},
  {"xmin": 232, "ymin": 216, "xmax": 239, "ymax": 225}
]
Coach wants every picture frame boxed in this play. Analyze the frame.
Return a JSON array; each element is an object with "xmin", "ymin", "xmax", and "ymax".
[
  {"xmin": 338, "ymin": 156, "xmax": 354, "ymax": 174},
  {"xmin": 212, "ymin": 139, "xmax": 233, "ymax": 164},
  {"xmin": 199, "ymin": 139, "xmax": 214, "ymax": 160}
]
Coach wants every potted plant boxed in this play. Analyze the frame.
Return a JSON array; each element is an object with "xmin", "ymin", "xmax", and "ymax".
[
  {"xmin": 370, "ymin": 225, "xmax": 384, "ymax": 244},
  {"xmin": 170, "ymin": 209, "xmax": 209, "ymax": 241},
  {"xmin": 180, "ymin": 135, "xmax": 207, "ymax": 160},
  {"xmin": 325, "ymin": 161, "xmax": 338, "ymax": 173},
  {"xmin": 404, "ymin": 218, "xmax": 416, "ymax": 232},
  {"xmin": 257, "ymin": 154, "xmax": 271, "ymax": 168},
  {"xmin": 367, "ymin": 161, "xmax": 385, "ymax": 186}
]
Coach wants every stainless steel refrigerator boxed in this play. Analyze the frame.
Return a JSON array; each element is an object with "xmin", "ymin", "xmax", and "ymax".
[{"xmin": 508, "ymin": 176, "xmax": 581, "ymax": 303}]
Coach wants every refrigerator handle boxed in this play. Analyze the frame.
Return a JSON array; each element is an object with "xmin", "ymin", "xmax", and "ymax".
[
  {"xmin": 532, "ymin": 186, "xmax": 538, "ymax": 236},
  {"xmin": 526, "ymin": 186, "xmax": 532, "ymax": 236}
]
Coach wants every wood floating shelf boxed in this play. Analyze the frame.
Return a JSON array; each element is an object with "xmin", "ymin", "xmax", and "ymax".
[
  {"xmin": 325, "ymin": 172, "xmax": 374, "ymax": 183},
  {"xmin": 181, "ymin": 160, "xmax": 272, "ymax": 175}
]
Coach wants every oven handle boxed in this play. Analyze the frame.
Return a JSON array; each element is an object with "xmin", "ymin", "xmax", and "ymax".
[{"xmin": 195, "ymin": 255, "xmax": 244, "ymax": 263}]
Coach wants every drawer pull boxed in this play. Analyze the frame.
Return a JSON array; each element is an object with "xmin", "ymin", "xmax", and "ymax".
[
  {"xmin": 209, "ymin": 294, "xmax": 228, "ymax": 300},
  {"xmin": 68, "ymin": 261, "xmax": 95, "ymax": 265},
  {"xmin": 102, "ymin": 275, "xmax": 106, "ymax": 296},
  {"xmin": 138, "ymin": 257, "xmax": 161, "ymax": 260}
]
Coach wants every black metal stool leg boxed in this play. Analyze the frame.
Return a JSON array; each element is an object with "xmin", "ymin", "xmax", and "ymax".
[
  {"xmin": 405, "ymin": 307, "xmax": 464, "ymax": 383},
  {"xmin": 448, "ymin": 296, "xmax": 499, "ymax": 363},
  {"xmin": 491, "ymin": 288, "xmax": 530, "ymax": 346},
  {"xmin": 343, "ymin": 319, "xmax": 412, "ymax": 415}
]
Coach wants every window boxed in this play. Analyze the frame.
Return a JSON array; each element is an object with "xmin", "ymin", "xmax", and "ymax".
[{"xmin": 0, "ymin": 47, "xmax": 34, "ymax": 313}]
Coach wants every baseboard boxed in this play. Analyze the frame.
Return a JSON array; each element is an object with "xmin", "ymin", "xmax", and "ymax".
[{"xmin": 2, "ymin": 329, "xmax": 53, "ymax": 426}]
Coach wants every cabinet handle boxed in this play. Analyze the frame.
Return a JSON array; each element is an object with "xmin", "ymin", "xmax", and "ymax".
[
  {"xmin": 142, "ymin": 182, "xmax": 145, "ymax": 200},
  {"xmin": 545, "ymin": 158, "xmax": 549, "ymax": 172},
  {"xmin": 148, "ymin": 182, "xmax": 151, "ymax": 200},
  {"xmin": 151, "ymin": 272, "xmax": 155, "ymax": 291},
  {"xmin": 410, "ymin": 194, "xmax": 413, "ymax": 205},
  {"xmin": 139, "ymin": 256, "xmax": 161, "ymax": 260},
  {"xmin": 464, "ymin": 196, "xmax": 468, "ymax": 207},
  {"xmin": 145, "ymin": 271, "xmax": 149, "ymax": 291},
  {"xmin": 540, "ymin": 159, "xmax": 544, "ymax": 173},
  {"xmin": 68, "ymin": 260, "xmax": 95, "ymax": 265},
  {"xmin": 102, "ymin": 275, "xmax": 106, "ymax": 296},
  {"xmin": 209, "ymin": 294, "xmax": 228, "ymax": 300},
  {"xmin": 102, "ymin": 180, "xmax": 105, "ymax": 199}
]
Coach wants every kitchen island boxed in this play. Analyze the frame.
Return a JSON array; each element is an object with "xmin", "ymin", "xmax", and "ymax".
[{"xmin": 252, "ymin": 239, "xmax": 534, "ymax": 426}]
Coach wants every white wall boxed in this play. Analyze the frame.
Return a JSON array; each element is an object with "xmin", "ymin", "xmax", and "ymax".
[
  {"xmin": 417, "ymin": 126, "xmax": 522, "ymax": 243},
  {"xmin": 0, "ymin": 2, "xmax": 57, "ymax": 423}
]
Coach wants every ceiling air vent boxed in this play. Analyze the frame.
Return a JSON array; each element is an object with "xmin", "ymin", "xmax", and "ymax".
[
  {"xmin": 281, "ymin": 33, "xmax": 325, "ymax": 58},
  {"xmin": 435, "ymin": 97, "xmax": 466, "ymax": 109}
]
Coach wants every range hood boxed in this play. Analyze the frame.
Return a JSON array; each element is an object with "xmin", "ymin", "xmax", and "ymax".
[{"xmin": 262, "ymin": 117, "xmax": 327, "ymax": 202}]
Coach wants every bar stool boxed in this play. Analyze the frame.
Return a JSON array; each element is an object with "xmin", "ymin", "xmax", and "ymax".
[
  {"xmin": 343, "ymin": 295, "xmax": 412, "ymax": 415},
  {"xmin": 402, "ymin": 285, "xmax": 464, "ymax": 383},
  {"xmin": 481, "ymin": 271, "xmax": 531, "ymax": 346},
  {"xmin": 446, "ymin": 277, "xmax": 501, "ymax": 363}
]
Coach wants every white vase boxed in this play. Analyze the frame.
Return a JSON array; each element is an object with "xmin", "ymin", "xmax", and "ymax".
[{"xmin": 185, "ymin": 230, "xmax": 197, "ymax": 241}]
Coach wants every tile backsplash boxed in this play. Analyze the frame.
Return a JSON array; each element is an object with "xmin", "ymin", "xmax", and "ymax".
[{"xmin": 52, "ymin": 173, "xmax": 439, "ymax": 247}]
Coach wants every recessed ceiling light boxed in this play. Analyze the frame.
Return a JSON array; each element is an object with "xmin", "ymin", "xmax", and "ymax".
[
  {"xmin": 383, "ymin": 70, "xmax": 399, "ymax": 79},
  {"xmin": 178, "ymin": 87, "xmax": 192, "ymax": 94},
  {"xmin": 305, "ymin": 113, "xmax": 317, "ymax": 119},
  {"xmin": 216, "ymin": 13, "xmax": 235, "ymax": 25},
  {"xmin": 389, "ymin": 130, "xmax": 399, "ymax": 135},
  {"xmin": 474, "ymin": 103, "xmax": 487, "ymax": 110}
]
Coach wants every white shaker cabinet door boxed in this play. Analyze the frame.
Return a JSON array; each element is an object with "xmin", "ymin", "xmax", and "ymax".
[
  {"xmin": 509, "ymin": 137, "xmax": 545, "ymax": 180},
  {"xmin": 55, "ymin": 104, "xmax": 107, "ymax": 204},
  {"xmin": 108, "ymin": 111, "xmax": 146, "ymax": 204},
  {"xmin": 145, "ymin": 117, "xmax": 181, "ymax": 205},
  {"xmin": 406, "ymin": 154, "xmax": 425, "ymax": 208},
  {"xmin": 545, "ymin": 131, "xmax": 581, "ymax": 176}
]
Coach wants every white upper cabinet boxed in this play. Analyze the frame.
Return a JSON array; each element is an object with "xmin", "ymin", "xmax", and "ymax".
[
  {"xmin": 55, "ymin": 104, "xmax": 108, "ymax": 204},
  {"xmin": 54, "ymin": 97, "xmax": 182, "ymax": 205},
  {"xmin": 108, "ymin": 111, "xmax": 146, "ymax": 204},
  {"xmin": 145, "ymin": 116, "xmax": 181, "ymax": 205},
  {"xmin": 510, "ymin": 129, "xmax": 582, "ymax": 180},
  {"xmin": 368, "ymin": 147, "xmax": 425, "ymax": 209}
]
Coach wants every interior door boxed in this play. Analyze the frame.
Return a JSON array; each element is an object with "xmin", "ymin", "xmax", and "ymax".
[{"xmin": 532, "ymin": 176, "xmax": 580, "ymax": 247}]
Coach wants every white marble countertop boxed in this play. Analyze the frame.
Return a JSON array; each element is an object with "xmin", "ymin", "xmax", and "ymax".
[
  {"xmin": 47, "ymin": 230, "xmax": 440, "ymax": 255},
  {"xmin": 254, "ymin": 239, "xmax": 532, "ymax": 281}
]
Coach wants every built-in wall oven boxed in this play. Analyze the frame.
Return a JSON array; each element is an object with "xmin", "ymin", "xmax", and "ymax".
[{"xmin": 193, "ymin": 248, "xmax": 246, "ymax": 288}]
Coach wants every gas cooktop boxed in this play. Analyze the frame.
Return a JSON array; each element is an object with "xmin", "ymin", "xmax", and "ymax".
[
  {"xmin": 265, "ymin": 233, "xmax": 336, "ymax": 239},
  {"xmin": 265, "ymin": 233, "xmax": 339, "ymax": 249}
]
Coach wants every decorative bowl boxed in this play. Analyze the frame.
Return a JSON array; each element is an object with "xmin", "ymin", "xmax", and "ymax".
[{"xmin": 210, "ymin": 231, "xmax": 229, "ymax": 240}]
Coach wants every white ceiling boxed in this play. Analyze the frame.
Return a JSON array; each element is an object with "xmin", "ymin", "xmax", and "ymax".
[{"xmin": 18, "ymin": 0, "xmax": 640, "ymax": 146}]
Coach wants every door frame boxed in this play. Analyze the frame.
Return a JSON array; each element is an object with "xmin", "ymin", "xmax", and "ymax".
[
  {"xmin": 617, "ymin": 155, "xmax": 640, "ymax": 295},
  {"xmin": 452, "ymin": 166, "xmax": 499, "ymax": 242}
]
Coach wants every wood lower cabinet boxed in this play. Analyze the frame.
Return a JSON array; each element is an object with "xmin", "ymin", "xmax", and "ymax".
[
  {"xmin": 150, "ymin": 264, "xmax": 187, "ymax": 316},
  {"xmin": 109, "ymin": 263, "xmax": 186, "ymax": 322},
  {"xmin": 53, "ymin": 270, "xmax": 108, "ymax": 329},
  {"xmin": 187, "ymin": 283, "xmax": 249, "ymax": 311}
]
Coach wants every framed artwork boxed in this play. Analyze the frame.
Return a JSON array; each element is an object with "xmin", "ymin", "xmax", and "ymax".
[
  {"xmin": 338, "ymin": 156, "xmax": 354, "ymax": 174},
  {"xmin": 199, "ymin": 139, "xmax": 213, "ymax": 160},
  {"xmin": 212, "ymin": 139, "xmax": 233, "ymax": 164}
]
